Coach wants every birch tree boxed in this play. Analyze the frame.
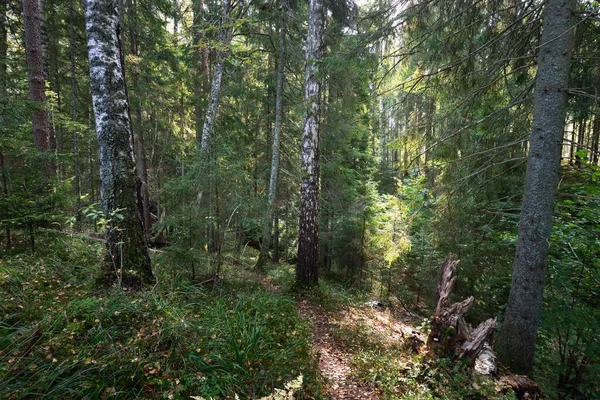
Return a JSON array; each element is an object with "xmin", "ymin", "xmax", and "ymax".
[
  {"xmin": 296, "ymin": 0, "xmax": 324, "ymax": 287},
  {"xmin": 200, "ymin": 0, "xmax": 232, "ymax": 153},
  {"xmin": 22, "ymin": 0, "xmax": 50, "ymax": 153},
  {"xmin": 256, "ymin": 0, "xmax": 288, "ymax": 269},
  {"xmin": 84, "ymin": 0, "xmax": 153, "ymax": 287},
  {"xmin": 496, "ymin": 0, "xmax": 575, "ymax": 374}
]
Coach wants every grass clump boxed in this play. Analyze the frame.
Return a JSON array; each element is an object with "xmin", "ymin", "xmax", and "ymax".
[
  {"xmin": 0, "ymin": 234, "xmax": 320, "ymax": 399},
  {"xmin": 189, "ymin": 293, "xmax": 316, "ymax": 398}
]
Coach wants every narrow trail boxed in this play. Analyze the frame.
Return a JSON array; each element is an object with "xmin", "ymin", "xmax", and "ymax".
[{"xmin": 296, "ymin": 300, "xmax": 382, "ymax": 400}]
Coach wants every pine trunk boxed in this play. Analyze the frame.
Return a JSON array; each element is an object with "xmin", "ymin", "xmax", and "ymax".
[
  {"xmin": 84, "ymin": 0, "xmax": 153, "ymax": 288},
  {"xmin": 296, "ymin": 0, "xmax": 323, "ymax": 288},
  {"xmin": 22, "ymin": 0, "xmax": 51, "ymax": 153},
  {"xmin": 496, "ymin": 0, "xmax": 575, "ymax": 374}
]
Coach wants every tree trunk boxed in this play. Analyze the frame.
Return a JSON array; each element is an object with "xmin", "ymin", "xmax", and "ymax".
[
  {"xmin": 22, "ymin": 0, "xmax": 51, "ymax": 153},
  {"xmin": 0, "ymin": 0, "xmax": 10, "ymax": 245},
  {"xmin": 591, "ymin": 117, "xmax": 599, "ymax": 165},
  {"xmin": 126, "ymin": 1, "xmax": 152, "ymax": 238},
  {"xmin": 273, "ymin": 214, "xmax": 279, "ymax": 263},
  {"xmin": 0, "ymin": 151, "xmax": 10, "ymax": 245},
  {"xmin": 496, "ymin": 0, "xmax": 575, "ymax": 374},
  {"xmin": 200, "ymin": 0, "xmax": 232, "ymax": 153},
  {"xmin": 257, "ymin": 0, "xmax": 288, "ymax": 269},
  {"xmin": 296, "ymin": 0, "xmax": 323, "ymax": 288},
  {"xmin": 193, "ymin": 0, "xmax": 209, "ymax": 144},
  {"xmin": 575, "ymin": 120, "xmax": 586, "ymax": 166},
  {"xmin": 69, "ymin": 0, "xmax": 82, "ymax": 231},
  {"xmin": 84, "ymin": 0, "xmax": 153, "ymax": 288}
]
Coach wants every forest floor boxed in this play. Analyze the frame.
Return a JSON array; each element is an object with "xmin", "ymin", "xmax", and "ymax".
[
  {"xmin": 297, "ymin": 299, "xmax": 382, "ymax": 399},
  {"xmin": 0, "ymin": 234, "xmax": 519, "ymax": 399}
]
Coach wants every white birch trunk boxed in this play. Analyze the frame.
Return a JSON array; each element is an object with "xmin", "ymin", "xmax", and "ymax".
[
  {"xmin": 296, "ymin": 0, "xmax": 324, "ymax": 287},
  {"xmin": 84, "ymin": 0, "xmax": 153, "ymax": 287},
  {"xmin": 200, "ymin": 0, "xmax": 232, "ymax": 153}
]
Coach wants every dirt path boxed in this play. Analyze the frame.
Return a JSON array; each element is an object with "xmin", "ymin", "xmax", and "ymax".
[{"xmin": 296, "ymin": 300, "xmax": 381, "ymax": 400}]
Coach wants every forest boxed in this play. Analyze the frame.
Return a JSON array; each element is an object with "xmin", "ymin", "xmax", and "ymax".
[{"xmin": 0, "ymin": 0, "xmax": 599, "ymax": 398}]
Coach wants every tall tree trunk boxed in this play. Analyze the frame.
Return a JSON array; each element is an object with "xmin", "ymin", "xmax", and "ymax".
[
  {"xmin": 496, "ymin": 0, "xmax": 575, "ymax": 374},
  {"xmin": 199, "ymin": 0, "xmax": 231, "ymax": 153},
  {"xmin": 273, "ymin": 215, "xmax": 279, "ymax": 263},
  {"xmin": 22, "ymin": 0, "xmax": 51, "ymax": 153},
  {"xmin": 0, "ymin": 0, "xmax": 10, "ymax": 245},
  {"xmin": 575, "ymin": 119, "xmax": 586, "ymax": 166},
  {"xmin": 256, "ymin": 0, "xmax": 288, "ymax": 269},
  {"xmin": 296, "ymin": 0, "xmax": 324, "ymax": 288},
  {"xmin": 84, "ymin": 0, "xmax": 153, "ymax": 288},
  {"xmin": 592, "ymin": 117, "xmax": 599, "ymax": 165},
  {"xmin": 126, "ymin": 0, "xmax": 152, "ymax": 237},
  {"xmin": 69, "ymin": 0, "xmax": 82, "ymax": 231},
  {"xmin": 193, "ymin": 0, "xmax": 209, "ymax": 144}
]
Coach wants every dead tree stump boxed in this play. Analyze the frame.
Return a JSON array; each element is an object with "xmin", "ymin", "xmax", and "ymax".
[{"xmin": 427, "ymin": 255, "xmax": 497, "ymax": 368}]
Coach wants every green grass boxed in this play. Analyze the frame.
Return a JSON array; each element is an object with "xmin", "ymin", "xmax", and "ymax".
[{"xmin": 0, "ymin": 234, "xmax": 320, "ymax": 399}]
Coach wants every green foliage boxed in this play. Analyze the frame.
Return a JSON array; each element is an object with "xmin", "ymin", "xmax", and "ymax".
[
  {"xmin": 534, "ymin": 167, "xmax": 600, "ymax": 399},
  {"xmin": 189, "ymin": 294, "xmax": 314, "ymax": 398},
  {"xmin": 352, "ymin": 353, "xmax": 515, "ymax": 400},
  {"xmin": 0, "ymin": 235, "xmax": 320, "ymax": 399}
]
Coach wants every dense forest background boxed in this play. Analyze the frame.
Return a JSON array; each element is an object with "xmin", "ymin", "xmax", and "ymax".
[{"xmin": 0, "ymin": 0, "xmax": 599, "ymax": 398}]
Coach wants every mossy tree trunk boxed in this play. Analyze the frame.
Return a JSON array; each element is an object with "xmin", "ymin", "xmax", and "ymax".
[{"xmin": 84, "ymin": 0, "xmax": 153, "ymax": 288}]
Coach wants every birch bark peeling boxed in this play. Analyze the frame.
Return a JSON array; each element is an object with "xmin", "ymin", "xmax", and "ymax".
[
  {"xmin": 296, "ymin": 0, "xmax": 324, "ymax": 288},
  {"xmin": 84, "ymin": 0, "xmax": 153, "ymax": 288}
]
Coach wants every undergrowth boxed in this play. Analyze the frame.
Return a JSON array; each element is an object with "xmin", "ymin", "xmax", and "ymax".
[{"xmin": 0, "ymin": 233, "xmax": 319, "ymax": 399}]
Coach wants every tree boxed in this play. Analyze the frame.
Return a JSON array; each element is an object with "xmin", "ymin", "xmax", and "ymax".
[
  {"xmin": 22, "ymin": 0, "xmax": 50, "ymax": 153},
  {"xmin": 84, "ymin": 0, "xmax": 153, "ymax": 287},
  {"xmin": 256, "ymin": 0, "xmax": 288, "ymax": 270},
  {"xmin": 296, "ymin": 0, "xmax": 324, "ymax": 287},
  {"xmin": 496, "ymin": 0, "xmax": 576, "ymax": 374},
  {"xmin": 199, "ymin": 0, "xmax": 232, "ymax": 153}
]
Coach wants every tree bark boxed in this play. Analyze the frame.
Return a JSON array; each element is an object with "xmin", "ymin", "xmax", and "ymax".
[
  {"xmin": 0, "ymin": 0, "xmax": 10, "ymax": 244},
  {"xmin": 496, "ymin": 0, "xmax": 575, "ymax": 374},
  {"xmin": 84, "ymin": 0, "xmax": 153, "ymax": 288},
  {"xmin": 126, "ymin": 0, "xmax": 152, "ymax": 237},
  {"xmin": 193, "ymin": 0, "xmax": 209, "ymax": 145},
  {"xmin": 296, "ymin": 0, "xmax": 324, "ymax": 288},
  {"xmin": 69, "ymin": 0, "xmax": 82, "ymax": 231},
  {"xmin": 22, "ymin": 0, "xmax": 51, "ymax": 153},
  {"xmin": 592, "ymin": 117, "xmax": 599, "ymax": 165},
  {"xmin": 199, "ymin": 0, "xmax": 232, "ymax": 153},
  {"xmin": 257, "ymin": 0, "xmax": 288, "ymax": 269}
]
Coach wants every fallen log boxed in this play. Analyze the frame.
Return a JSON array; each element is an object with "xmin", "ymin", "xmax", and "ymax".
[{"xmin": 499, "ymin": 375, "xmax": 541, "ymax": 400}]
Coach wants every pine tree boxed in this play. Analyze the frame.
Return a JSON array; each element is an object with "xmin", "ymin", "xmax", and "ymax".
[{"xmin": 22, "ymin": 0, "xmax": 50, "ymax": 153}]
